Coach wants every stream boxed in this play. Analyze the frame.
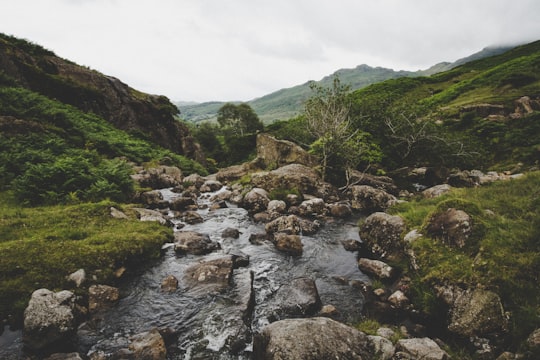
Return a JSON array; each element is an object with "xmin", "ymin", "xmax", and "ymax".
[{"xmin": 0, "ymin": 187, "xmax": 369, "ymax": 359}]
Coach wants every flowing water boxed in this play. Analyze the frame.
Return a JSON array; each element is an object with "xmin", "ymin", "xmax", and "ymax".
[{"xmin": 0, "ymin": 187, "xmax": 369, "ymax": 359}]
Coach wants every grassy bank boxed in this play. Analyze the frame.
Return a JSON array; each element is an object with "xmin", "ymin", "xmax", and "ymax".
[
  {"xmin": 389, "ymin": 171, "xmax": 540, "ymax": 348},
  {"xmin": 0, "ymin": 192, "xmax": 173, "ymax": 323}
]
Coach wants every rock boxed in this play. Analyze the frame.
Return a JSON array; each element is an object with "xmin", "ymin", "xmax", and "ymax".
[
  {"xmin": 426, "ymin": 208, "xmax": 472, "ymax": 248},
  {"xmin": 358, "ymin": 258, "xmax": 396, "ymax": 280},
  {"xmin": 318, "ymin": 304, "xmax": 339, "ymax": 318},
  {"xmin": 396, "ymin": 337, "xmax": 449, "ymax": 360},
  {"xmin": 222, "ymin": 227, "xmax": 240, "ymax": 239},
  {"xmin": 265, "ymin": 214, "xmax": 321, "ymax": 235},
  {"xmin": 210, "ymin": 189, "xmax": 233, "ymax": 202},
  {"xmin": 253, "ymin": 317, "xmax": 370, "ymax": 360},
  {"xmin": 109, "ymin": 207, "xmax": 129, "ymax": 219},
  {"xmin": 200, "ymin": 179, "xmax": 223, "ymax": 193},
  {"xmin": 526, "ymin": 328, "xmax": 540, "ymax": 353},
  {"xmin": 341, "ymin": 239, "xmax": 362, "ymax": 252},
  {"xmin": 266, "ymin": 278, "xmax": 321, "ymax": 321},
  {"xmin": 183, "ymin": 256, "xmax": 234, "ymax": 294},
  {"xmin": 128, "ymin": 328, "xmax": 166, "ymax": 360},
  {"xmin": 387, "ymin": 290, "xmax": 410, "ymax": 308},
  {"xmin": 359, "ymin": 212, "xmax": 406, "ymax": 260},
  {"xmin": 169, "ymin": 196, "xmax": 196, "ymax": 211},
  {"xmin": 180, "ymin": 210, "xmax": 204, "ymax": 224},
  {"xmin": 23, "ymin": 289, "xmax": 77, "ymax": 353},
  {"xmin": 215, "ymin": 163, "xmax": 253, "ymax": 183},
  {"xmin": 267, "ymin": 199, "xmax": 287, "ymax": 214},
  {"xmin": 347, "ymin": 170, "xmax": 399, "ymax": 195},
  {"xmin": 349, "ymin": 185, "xmax": 397, "ymax": 213},
  {"xmin": 160, "ymin": 275, "xmax": 178, "ymax": 292},
  {"xmin": 251, "ymin": 163, "xmax": 336, "ymax": 201},
  {"xmin": 448, "ymin": 170, "xmax": 480, "ymax": 188},
  {"xmin": 422, "ymin": 184, "xmax": 452, "ymax": 198},
  {"xmin": 139, "ymin": 190, "xmax": 165, "ymax": 207},
  {"xmin": 67, "ymin": 269, "xmax": 86, "ymax": 288},
  {"xmin": 377, "ymin": 327, "xmax": 396, "ymax": 339},
  {"xmin": 255, "ymin": 133, "xmax": 318, "ymax": 168},
  {"xmin": 496, "ymin": 352, "xmax": 518, "ymax": 360},
  {"xmin": 328, "ymin": 202, "xmax": 352, "ymax": 218},
  {"xmin": 448, "ymin": 288, "xmax": 508, "ymax": 338},
  {"xmin": 182, "ymin": 173, "xmax": 206, "ymax": 188},
  {"xmin": 131, "ymin": 166, "xmax": 183, "ymax": 189},
  {"xmin": 367, "ymin": 335, "xmax": 395, "ymax": 360},
  {"xmin": 88, "ymin": 285, "xmax": 119, "ymax": 313},
  {"xmin": 133, "ymin": 208, "xmax": 168, "ymax": 225},
  {"xmin": 242, "ymin": 187, "xmax": 270, "ymax": 214},
  {"xmin": 174, "ymin": 231, "xmax": 221, "ymax": 255},
  {"xmin": 298, "ymin": 198, "xmax": 327, "ymax": 217},
  {"xmin": 229, "ymin": 250, "xmax": 250, "ymax": 268},
  {"xmin": 44, "ymin": 353, "xmax": 83, "ymax": 360},
  {"xmin": 272, "ymin": 233, "xmax": 303, "ymax": 256}
]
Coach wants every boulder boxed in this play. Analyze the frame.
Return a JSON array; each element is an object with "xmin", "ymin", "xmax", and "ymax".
[
  {"xmin": 131, "ymin": 166, "xmax": 183, "ymax": 189},
  {"xmin": 448, "ymin": 288, "xmax": 508, "ymax": 338},
  {"xmin": 426, "ymin": 208, "xmax": 472, "ymax": 248},
  {"xmin": 182, "ymin": 173, "xmax": 206, "ymax": 188},
  {"xmin": 267, "ymin": 277, "xmax": 321, "ymax": 320},
  {"xmin": 174, "ymin": 231, "xmax": 221, "ymax": 255},
  {"xmin": 253, "ymin": 317, "xmax": 370, "ymax": 360},
  {"xmin": 222, "ymin": 227, "xmax": 240, "ymax": 239},
  {"xmin": 367, "ymin": 335, "xmax": 395, "ymax": 360},
  {"xmin": 265, "ymin": 214, "xmax": 321, "ymax": 235},
  {"xmin": 200, "ymin": 179, "xmax": 223, "ymax": 193},
  {"xmin": 255, "ymin": 133, "xmax": 318, "ymax": 168},
  {"xmin": 183, "ymin": 256, "xmax": 234, "ymax": 294},
  {"xmin": 272, "ymin": 233, "xmax": 303, "ymax": 256},
  {"xmin": 88, "ymin": 285, "xmax": 120, "ymax": 313},
  {"xmin": 44, "ymin": 353, "xmax": 83, "ymax": 360},
  {"xmin": 347, "ymin": 170, "xmax": 399, "ymax": 195},
  {"xmin": 422, "ymin": 184, "xmax": 452, "ymax": 198},
  {"xmin": 387, "ymin": 290, "xmax": 410, "ymax": 308},
  {"xmin": 448, "ymin": 170, "xmax": 480, "ymax": 188},
  {"xmin": 109, "ymin": 207, "xmax": 129, "ymax": 220},
  {"xmin": 23, "ymin": 289, "xmax": 77, "ymax": 353},
  {"xmin": 139, "ymin": 190, "xmax": 165, "ymax": 207},
  {"xmin": 359, "ymin": 212, "xmax": 406, "ymax": 260},
  {"xmin": 66, "ymin": 269, "xmax": 86, "ymax": 288},
  {"xmin": 526, "ymin": 328, "xmax": 540, "ymax": 355},
  {"xmin": 349, "ymin": 185, "xmax": 397, "ymax": 213},
  {"xmin": 215, "ymin": 163, "xmax": 253, "ymax": 183},
  {"xmin": 396, "ymin": 337, "xmax": 449, "ymax": 360},
  {"xmin": 128, "ymin": 328, "xmax": 166, "ymax": 360},
  {"xmin": 298, "ymin": 198, "xmax": 327, "ymax": 217},
  {"xmin": 328, "ymin": 202, "xmax": 352, "ymax": 218},
  {"xmin": 341, "ymin": 239, "xmax": 362, "ymax": 252},
  {"xmin": 169, "ymin": 196, "xmax": 196, "ymax": 211},
  {"xmin": 358, "ymin": 258, "xmax": 396, "ymax": 280},
  {"xmin": 133, "ymin": 208, "xmax": 168, "ymax": 225},
  {"xmin": 160, "ymin": 275, "xmax": 179, "ymax": 292},
  {"xmin": 242, "ymin": 187, "xmax": 270, "ymax": 214},
  {"xmin": 267, "ymin": 199, "xmax": 287, "ymax": 214},
  {"xmin": 180, "ymin": 210, "xmax": 204, "ymax": 225}
]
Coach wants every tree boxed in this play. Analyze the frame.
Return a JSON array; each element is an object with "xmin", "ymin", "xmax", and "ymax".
[
  {"xmin": 304, "ymin": 76, "xmax": 380, "ymax": 183},
  {"xmin": 217, "ymin": 103, "xmax": 263, "ymax": 136}
]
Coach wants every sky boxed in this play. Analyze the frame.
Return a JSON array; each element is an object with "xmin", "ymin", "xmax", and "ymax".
[{"xmin": 1, "ymin": 0, "xmax": 540, "ymax": 103}]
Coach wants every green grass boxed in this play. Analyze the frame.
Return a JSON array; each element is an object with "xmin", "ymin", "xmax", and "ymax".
[
  {"xmin": 390, "ymin": 172, "xmax": 540, "ymax": 346},
  {"xmin": 0, "ymin": 192, "xmax": 173, "ymax": 323}
]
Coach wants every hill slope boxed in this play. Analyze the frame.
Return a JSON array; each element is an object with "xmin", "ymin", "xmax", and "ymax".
[{"xmin": 178, "ymin": 45, "xmax": 514, "ymax": 124}]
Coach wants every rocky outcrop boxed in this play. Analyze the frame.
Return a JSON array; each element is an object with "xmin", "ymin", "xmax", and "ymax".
[
  {"xmin": 426, "ymin": 208, "xmax": 472, "ymax": 248},
  {"xmin": 0, "ymin": 36, "xmax": 203, "ymax": 160},
  {"xmin": 253, "ymin": 317, "xmax": 370, "ymax": 360},
  {"xmin": 174, "ymin": 231, "xmax": 221, "ymax": 255},
  {"xmin": 23, "ymin": 289, "xmax": 78, "ymax": 354},
  {"xmin": 359, "ymin": 212, "xmax": 406, "ymax": 260},
  {"xmin": 255, "ymin": 133, "xmax": 317, "ymax": 168}
]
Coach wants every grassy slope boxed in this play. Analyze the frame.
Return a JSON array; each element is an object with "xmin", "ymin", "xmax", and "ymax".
[{"xmin": 389, "ymin": 172, "xmax": 540, "ymax": 347}]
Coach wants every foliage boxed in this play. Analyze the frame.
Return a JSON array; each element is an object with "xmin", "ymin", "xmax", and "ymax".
[
  {"xmin": 0, "ymin": 192, "xmax": 172, "ymax": 323},
  {"xmin": 390, "ymin": 172, "xmax": 540, "ymax": 346},
  {"xmin": 217, "ymin": 102, "xmax": 263, "ymax": 136}
]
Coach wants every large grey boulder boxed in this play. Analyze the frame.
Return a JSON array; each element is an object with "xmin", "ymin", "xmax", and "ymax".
[
  {"xmin": 131, "ymin": 165, "xmax": 183, "ymax": 189},
  {"xmin": 396, "ymin": 337, "xmax": 449, "ymax": 360},
  {"xmin": 349, "ymin": 185, "xmax": 397, "ymax": 213},
  {"xmin": 255, "ymin": 133, "xmax": 318, "ymax": 168},
  {"xmin": 265, "ymin": 214, "xmax": 321, "ymax": 235},
  {"xmin": 359, "ymin": 212, "xmax": 406, "ymax": 261},
  {"xmin": 266, "ymin": 278, "xmax": 321, "ymax": 321},
  {"xmin": 448, "ymin": 288, "xmax": 508, "ymax": 338},
  {"xmin": 242, "ymin": 187, "xmax": 270, "ymax": 214},
  {"xmin": 174, "ymin": 231, "xmax": 221, "ymax": 255},
  {"xmin": 426, "ymin": 208, "xmax": 472, "ymax": 248},
  {"xmin": 253, "ymin": 317, "xmax": 370, "ymax": 359},
  {"xmin": 23, "ymin": 289, "xmax": 77, "ymax": 353}
]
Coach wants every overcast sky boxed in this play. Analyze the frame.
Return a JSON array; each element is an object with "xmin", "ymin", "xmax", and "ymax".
[{"xmin": 1, "ymin": 0, "xmax": 540, "ymax": 103}]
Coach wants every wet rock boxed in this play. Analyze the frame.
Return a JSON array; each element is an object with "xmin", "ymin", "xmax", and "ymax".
[
  {"xmin": 242, "ymin": 187, "xmax": 270, "ymax": 214},
  {"xmin": 210, "ymin": 189, "xmax": 233, "ymax": 202},
  {"xmin": 174, "ymin": 231, "xmax": 221, "ymax": 255},
  {"xmin": 328, "ymin": 202, "xmax": 352, "ymax": 218},
  {"xmin": 448, "ymin": 288, "xmax": 508, "ymax": 338},
  {"xmin": 341, "ymin": 239, "xmax": 362, "ymax": 252},
  {"xmin": 180, "ymin": 210, "xmax": 204, "ymax": 224},
  {"xmin": 359, "ymin": 212, "xmax": 405, "ymax": 261},
  {"xmin": 253, "ymin": 211, "xmax": 272, "ymax": 223},
  {"xmin": 23, "ymin": 289, "xmax": 77, "ymax": 354},
  {"xmin": 88, "ymin": 285, "xmax": 119, "ymax": 313},
  {"xmin": 44, "ymin": 353, "xmax": 83, "ymax": 360},
  {"xmin": 396, "ymin": 337, "xmax": 449, "ymax": 360},
  {"xmin": 298, "ymin": 198, "xmax": 327, "ymax": 217},
  {"xmin": 272, "ymin": 233, "xmax": 303, "ymax": 256},
  {"xmin": 426, "ymin": 208, "xmax": 472, "ymax": 248},
  {"xmin": 228, "ymin": 250, "xmax": 250, "ymax": 268},
  {"xmin": 133, "ymin": 208, "xmax": 168, "ymax": 225},
  {"xmin": 367, "ymin": 335, "xmax": 395, "ymax": 360},
  {"xmin": 422, "ymin": 184, "xmax": 452, "ymax": 198},
  {"xmin": 128, "ymin": 328, "xmax": 166, "ymax": 360},
  {"xmin": 160, "ymin": 275, "xmax": 179, "ymax": 292},
  {"xmin": 253, "ymin": 317, "xmax": 370, "ymax": 360},
  {"xmin": 200, "ymin": 180, "xmax": 223, "ymax": 193},
  {"xmin": 222, "ymin": 227, "xmax": 240, "ymax": 239},
  {"xmin": 169, "ymin": 196, "xmax": 196, "ymax": 211},
  {"xmin": 358, "ymin": 258, "xmax": 396, "ymax": 280},
  {"xmin": 183, "ymin": 256, "xmax": 234, "ymax": 294},
  {"xmin": 249, "ymin": 232, "xmax": 271, "ymax": 245},
  {"xmin": 349, "ymin": 185, "xmax": 397, "ymax": 213},
  {"xmin": 182, "ymin": 173, "xmax": 206, "ymax": 188},
  {"xmin": 265, "ymin": 214, "xmax": 321, "ymax": 235},
  {"xmin": 267, "ymin": 277, "xmax": 321, "ymax": 320},
  {"xmin": 67, "ymin": 269, "xmax": 86, "ymax": 288},
  {"xmin": 267, "ymin": 199, "xmax": 287, "ymax": 214},
  {"xmin": 209, "ymin": 200, "xmax": 228, "ymax": 211}
]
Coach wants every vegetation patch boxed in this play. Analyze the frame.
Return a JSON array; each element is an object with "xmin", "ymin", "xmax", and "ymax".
[{"xmin": 0, "ymin": 192, "xmax": 172, "ymax": 324}]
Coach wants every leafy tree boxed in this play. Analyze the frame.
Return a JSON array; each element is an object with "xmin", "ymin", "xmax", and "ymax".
[{"xmin": 217, "ymin": 102, "xmax": 263, "ymax": 136}]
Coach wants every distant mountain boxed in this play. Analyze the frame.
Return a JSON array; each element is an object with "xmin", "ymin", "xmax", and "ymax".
[{"xmin": 177, "ymin": 45, "xmax": 515, "ymax": 124}]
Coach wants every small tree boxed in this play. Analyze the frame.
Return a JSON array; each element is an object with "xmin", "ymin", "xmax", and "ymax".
[{"xmin": 217, "ymin": 102, "xmax": 263, "ymax": 136}]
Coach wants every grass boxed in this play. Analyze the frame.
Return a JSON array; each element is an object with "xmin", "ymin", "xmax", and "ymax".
[
  {"xmin": 389, "ymin": 171, "xmax": 540, "ymax": 347},
  {"xmin": 0, "ymin": 192, "xmax": 173, "ymax": 324}
]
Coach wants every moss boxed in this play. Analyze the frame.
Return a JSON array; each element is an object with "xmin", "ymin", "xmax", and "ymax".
[{"xmin": 0, "ymin": 192, "xmax": 172, "ymax": 324}]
